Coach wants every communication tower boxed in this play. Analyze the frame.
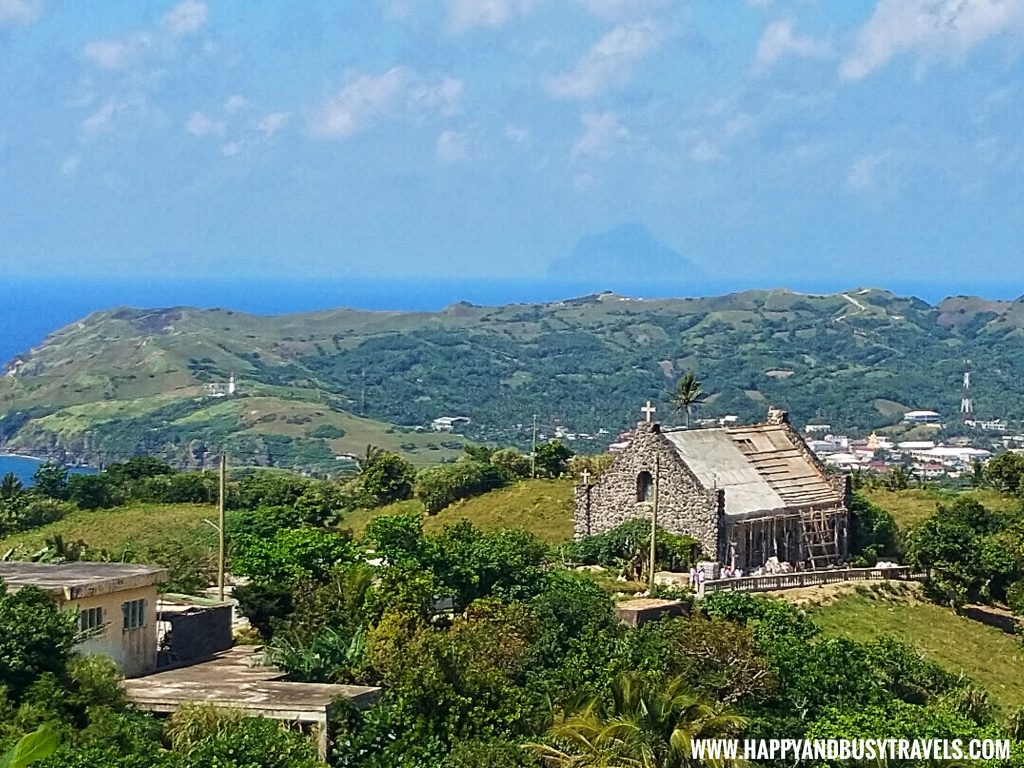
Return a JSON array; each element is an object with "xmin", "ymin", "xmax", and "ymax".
[{"xmin": 960, "ymin": 360, "xmax": 973, "ymax": 420}]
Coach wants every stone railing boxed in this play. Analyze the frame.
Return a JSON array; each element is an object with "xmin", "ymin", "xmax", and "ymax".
[{"xmin": 702, "ymin": 566, "xmax": 917, "ymax": 595}]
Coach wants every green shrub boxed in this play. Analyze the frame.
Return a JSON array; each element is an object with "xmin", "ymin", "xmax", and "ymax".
[
  {"xmin": 414, "ymin": 461, "xmax": 505, "ymax": 515},
  {"xmin": 308, "ymin": 424, "xmax": 345, "ymax": 439},
  {"xmin": 568, "ymin": 519, "xmax": 699, "ymax": 573}
]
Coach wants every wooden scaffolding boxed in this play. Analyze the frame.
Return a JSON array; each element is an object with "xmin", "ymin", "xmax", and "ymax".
[{"xmin": 799, "ymin": 507, "xmax": 842, "ymax": 569}]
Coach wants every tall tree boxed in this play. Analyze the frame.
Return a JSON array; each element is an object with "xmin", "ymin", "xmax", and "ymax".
[{"xmin": 671, "ymin": 372, "xmax": 704, "ymax": 428}]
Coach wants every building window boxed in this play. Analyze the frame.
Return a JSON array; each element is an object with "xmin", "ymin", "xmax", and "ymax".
[
  {"xmin": 78, "ymin": 606, "xmax": 104, "ymax": 633},
  {"xmin": 637, "ymin": 471, "xmax": 653, "ymax": 502},
  {"xmin": 122, "ymin": 599, "xmax": 146, "ymax": 630}
]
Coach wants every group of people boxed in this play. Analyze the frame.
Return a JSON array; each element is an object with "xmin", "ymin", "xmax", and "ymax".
[
  {"xmin": 720, "ymin": 564, "xmax": 745, "ymax": 579},
  {"xmin": 687, "ymin": 564, "xmax": 746, "ymax": 591}
]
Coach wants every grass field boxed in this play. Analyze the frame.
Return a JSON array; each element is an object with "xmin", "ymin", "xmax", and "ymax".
[
  {"xmin": 342, "ymin": 478, "xmax": 575, "ymax": 543},
  {"xmin": 861, "ymin": 487, "xmax": 1021, "ymax": 529},
  {"xmin": 809, "ymin": 584, "xmax": 1024, "ymax": 711},
  {"xmin": 0, "ymin": 503, "xmax": 216, "ymax": 557}
]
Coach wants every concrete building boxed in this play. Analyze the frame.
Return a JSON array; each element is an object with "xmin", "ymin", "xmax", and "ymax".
[
  {"xmin": 903, "ymin": 410, "xmax": 943, "ymax": 425},
  {"xmin": 0, "ymin": 562, "xmax": 166, "ymax": 678},
  {"xmin": 431, "ymin": 415, "xmax": 471, "ymax": 431},
  {"xmin": 574, "ymin": 405, "xmax": 850, "ymax": 572}
]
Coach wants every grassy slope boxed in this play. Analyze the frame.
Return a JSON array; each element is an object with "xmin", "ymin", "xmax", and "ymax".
[
  {"xmin": 810, "ymin": 585, "xmax": 1024, "ymax": 711},
  {"xmin": 861, "ymin": 487, "xmax": 1020, "ymax": 529},
  {"xmin": 12, "ymin": 393, "xmax": 465, "ymax": 468},
  {"xmin": 0, "ymin": 503, "xmax": 216, "ymax": 556},
  {"xmin": 343, "ymin": 478, "xmax": 575, "ymax": 543}
]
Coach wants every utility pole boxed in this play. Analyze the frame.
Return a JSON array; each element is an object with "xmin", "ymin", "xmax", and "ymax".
[
  {"xmin": 218, "ymin": 452, "xmax": 226, "ymax": 602},
  {"xmin": 649, "ymin": 453, "xmax": 659, "ymax": 594},
  {"xmin": 531, "ymin": 414, "xmax": 538, "ymax": 478}
]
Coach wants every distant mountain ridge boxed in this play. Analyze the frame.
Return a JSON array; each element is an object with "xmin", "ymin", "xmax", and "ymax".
[{"xmin": 2, "ymin": 286, "xmax": 1024, "ymax": 470}]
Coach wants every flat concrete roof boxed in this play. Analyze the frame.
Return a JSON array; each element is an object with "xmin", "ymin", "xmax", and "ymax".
[
  {"xmin": 124, "ymin": 647, "xmax": 381, "ymax": 722},
  {"xmin": 0, "ymin": 562, "xmax": 167, "ymax": 601}
]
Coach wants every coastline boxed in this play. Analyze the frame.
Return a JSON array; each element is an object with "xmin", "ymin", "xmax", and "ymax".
[{"xmin": 0, "ymin": 448, "xmax": 94, "ymax": 469}]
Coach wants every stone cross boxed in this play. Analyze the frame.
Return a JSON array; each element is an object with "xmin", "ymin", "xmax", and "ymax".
[
  {"xmin": 581, "ymin": 469, "xmax": 591, "ymax": 485},
  {"xmin": 641, "ymin": 400, "xmax": 656, "ymax": 423}
]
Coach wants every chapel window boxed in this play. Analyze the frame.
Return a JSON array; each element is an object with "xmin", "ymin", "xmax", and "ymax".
[{"xmin": 637, "ymin": 471, "xmax": 653, "ymax": 502}]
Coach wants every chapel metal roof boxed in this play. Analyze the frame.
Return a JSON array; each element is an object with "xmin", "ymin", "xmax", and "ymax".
[{"xmin": 663, "ymin": 423, "xmax": 841, "ymax": 516}]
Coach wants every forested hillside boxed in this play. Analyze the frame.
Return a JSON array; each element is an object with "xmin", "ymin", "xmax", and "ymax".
[{"xmin": 3, "ymin": 287, "xmax": 1024, "ymax": 469}]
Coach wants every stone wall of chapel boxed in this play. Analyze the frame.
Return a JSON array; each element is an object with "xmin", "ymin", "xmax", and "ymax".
[{"xmin": 573, "ymin": 423, "xmax": 724, "ymax": 561}]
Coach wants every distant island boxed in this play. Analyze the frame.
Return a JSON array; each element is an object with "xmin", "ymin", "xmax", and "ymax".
[{"xmin": 1, "ymin": 287, "xmax": 1021, "ymax": 472}]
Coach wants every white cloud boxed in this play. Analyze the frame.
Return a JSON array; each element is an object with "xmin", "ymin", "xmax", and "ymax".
[
  {"xmin": 689, "ymin": 139, "xmax": 722, "ymax": 163},
  {"xmin": 842, "ymin": 0, "xmax": 1024, "ymax": 81},
  {"xmin": 846, "ymin": 150, "xmax": 897, "ymax": 192},
  {"xmin": 686, "ymin": 99, "xmax": 757, "ymax": 163},
  {"xmin": 436, "ymin": 130, "xmax": 470, "ymax": 163},
  {"xmin": 221, "ymin": 141, "xmax": 243, "ymax": 157},
  {"xmin": 223, "ymin": 95, "xmax": 250, "ymax": 114},
  {"xmin": 83, "ymin": 38, "xmax": 139, "ymax": 70},
  {"xmin": 257, "ymin": 111, "xmax": 290, "ymax": 137},
  {"xmin": 162, "ymin": 0, "xmax": 208, "ymax": 34},
  {"xmin": 60, "ymin": 154, "xmax": 82, "ymax": 178},
  {"xmin": 0, "ymin": 0, "xmax": 40, "ymax": 27},
  {"xmin": 81, "ymin": 101, "xmax": 120, "ymax": 140},
  {"xmin": 571, "ymin": 111, "xmax": 627, "ymax": 160},
  {"xmin": 546, "ymin": 21, "xmax": 661, "ymax": 100},
  {"xmin": 504, "ymin": 123, "xmax": 532, "ymax": 144},
  {"xmin": 184, "ymin": 111, "xmax": 226, "ymax": 137},
  {"xmin": 447, "ymin": 0, "xmax": 534, "ymax": 33},
  {"xmin": 575, "ymin": 0, "xmax": 669, "ymax": 20},
  {"xmin": 309, "ymin": 67, "xmax": 463, "ymax": 139},
  {"xmin": 755, "ymin": 19, "xmax": 830, "ymax": 72}
]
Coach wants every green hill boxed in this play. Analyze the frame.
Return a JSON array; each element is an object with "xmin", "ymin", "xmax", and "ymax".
[
  {"xmin": 343, "ymin": 478, "xmax": 574, "ymax": 543},
  {"xmin": 0, "ymin": 502, "xmax": 217, "ymax": 557},
  {"xmin": 861, "ymin": 487, "xmax": 1021, "ymax": 529},
  {"xmin": 5, "ymin": 287, "xmax": 1024, "ymax": 469},
  {"xmin": 809, "ymin": 583, "xmax": 1024, "ymax": 710}
]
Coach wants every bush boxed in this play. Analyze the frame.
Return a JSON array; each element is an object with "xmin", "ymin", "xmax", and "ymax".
[
  {"xmin": 490, "ymin": 449, "xmax": 532, "ymax": 481},
  {"xmin": 67, "ymin": 475, "xmax": 117, "ymax": 510},
  {"xmin": 849, "ymin": 493, "xmax": 900, "ymax": 566},
  {"xmin": 361, "ymin": 453, "xmax": 417, "ymax": 505},
  {"xmin": 308, "ymin": 424, "xmax": 346, "ymax": 439},
  {"xmin": 568, "ymin": 519, "xmax": 699, "ymax": 574},
  {"xmin": 0, "ymin": 584, "xmax": 77, "ymax": 703},
  {"xmin": 1007, "ymin": 581, "xmax": 1024, "ymax": 616},
  {"xmin": 173, "ymin": 712, "xmax": 320, "ymax": 768},
  {"xmin": 414, "ymin": 461, "xmax": 505, "ymax": 515},
  {"xmin": 12, "ymin": 498, "xmax": 73, "ymax": 530}
]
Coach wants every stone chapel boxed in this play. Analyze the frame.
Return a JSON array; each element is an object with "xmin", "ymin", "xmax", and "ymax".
[{"xmin": 573, "ymin": 405, "xmax": 851, "ymax": 571}]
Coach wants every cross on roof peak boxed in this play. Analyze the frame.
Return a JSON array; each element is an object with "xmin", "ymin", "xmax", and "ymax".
[
  {"xmin": 581, "ymin": 469, "xmax": 591, "ymax": 485},
  {"xmin": 641, "ymin": 401, "xmax": 657, "ymax": 423}
]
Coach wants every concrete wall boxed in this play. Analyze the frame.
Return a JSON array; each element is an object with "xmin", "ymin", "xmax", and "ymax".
[
  {"xmin": 163, "ymin": 605, "xmax": 233, "ymax": 663},
  {"xmin": 574, "ymin": 422, "xmax": 724, "ymax": 560},
  {"xmin": 71, "ymin": 584, "xmax": 160, "ymax": 678}
]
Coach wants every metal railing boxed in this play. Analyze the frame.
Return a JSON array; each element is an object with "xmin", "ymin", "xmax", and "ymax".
[{"xmin": 702, "ymin": 566, "xmax": 917, "ymax": 595}]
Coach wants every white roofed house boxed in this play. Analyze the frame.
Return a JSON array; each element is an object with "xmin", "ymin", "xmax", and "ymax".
[
  {"xmin": 0, "ymin": 562, "xmax": 166, "ymax": 678},
  {"xmin": 574, "ymin": 405, "xmax": 851, "ymax": 572}
]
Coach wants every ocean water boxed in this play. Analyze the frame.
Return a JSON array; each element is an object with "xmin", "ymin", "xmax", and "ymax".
[
  {"xmin": 2, "ymin": 276, "xmax": 1022, "ymax": 368},
  {"xmin": 0, "ymin": 455, "xmax": 96, "ymax": 486}
]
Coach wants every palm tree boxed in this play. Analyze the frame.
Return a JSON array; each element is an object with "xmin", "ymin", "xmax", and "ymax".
[
  {"xmin": 0, "ymin": 472, "xmax": 23, "ymax": 501},
  {"xmin": 528, "ymin": 673, "xmax": 747, "ymax": 768},
  {"xmin": 671, "ymin": 373, "xmax": 704, "ymax": 428},
  {"xmin": 357, "ymin": 444, "xmax": 385, "ymax": 472}
]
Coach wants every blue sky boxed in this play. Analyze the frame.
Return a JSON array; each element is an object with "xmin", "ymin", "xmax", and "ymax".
[{"xmin": 1, "ymin": 0, "xmax": 1023, "ymax": 289}]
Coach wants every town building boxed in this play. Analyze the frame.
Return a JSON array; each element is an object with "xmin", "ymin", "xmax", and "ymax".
[
  {"xmin": 0, "ymin": 562, "xmax": 166, "ymax": 677},
  {"xmin": 575, "ymin": 405, "xmax": 850, "ymax": 571},
  {"xmin": 431, "ymin": 415, "xmax": 471, "ymax": 431},
  {"xmin": 903, "ymin": 409, "xmax": 943, "ymax": 425}
]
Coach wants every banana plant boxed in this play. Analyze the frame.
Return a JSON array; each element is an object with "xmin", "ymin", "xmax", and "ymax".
[{"xmin": 0, "ymin": 724, "xmax": 58, "ymax": 768}]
